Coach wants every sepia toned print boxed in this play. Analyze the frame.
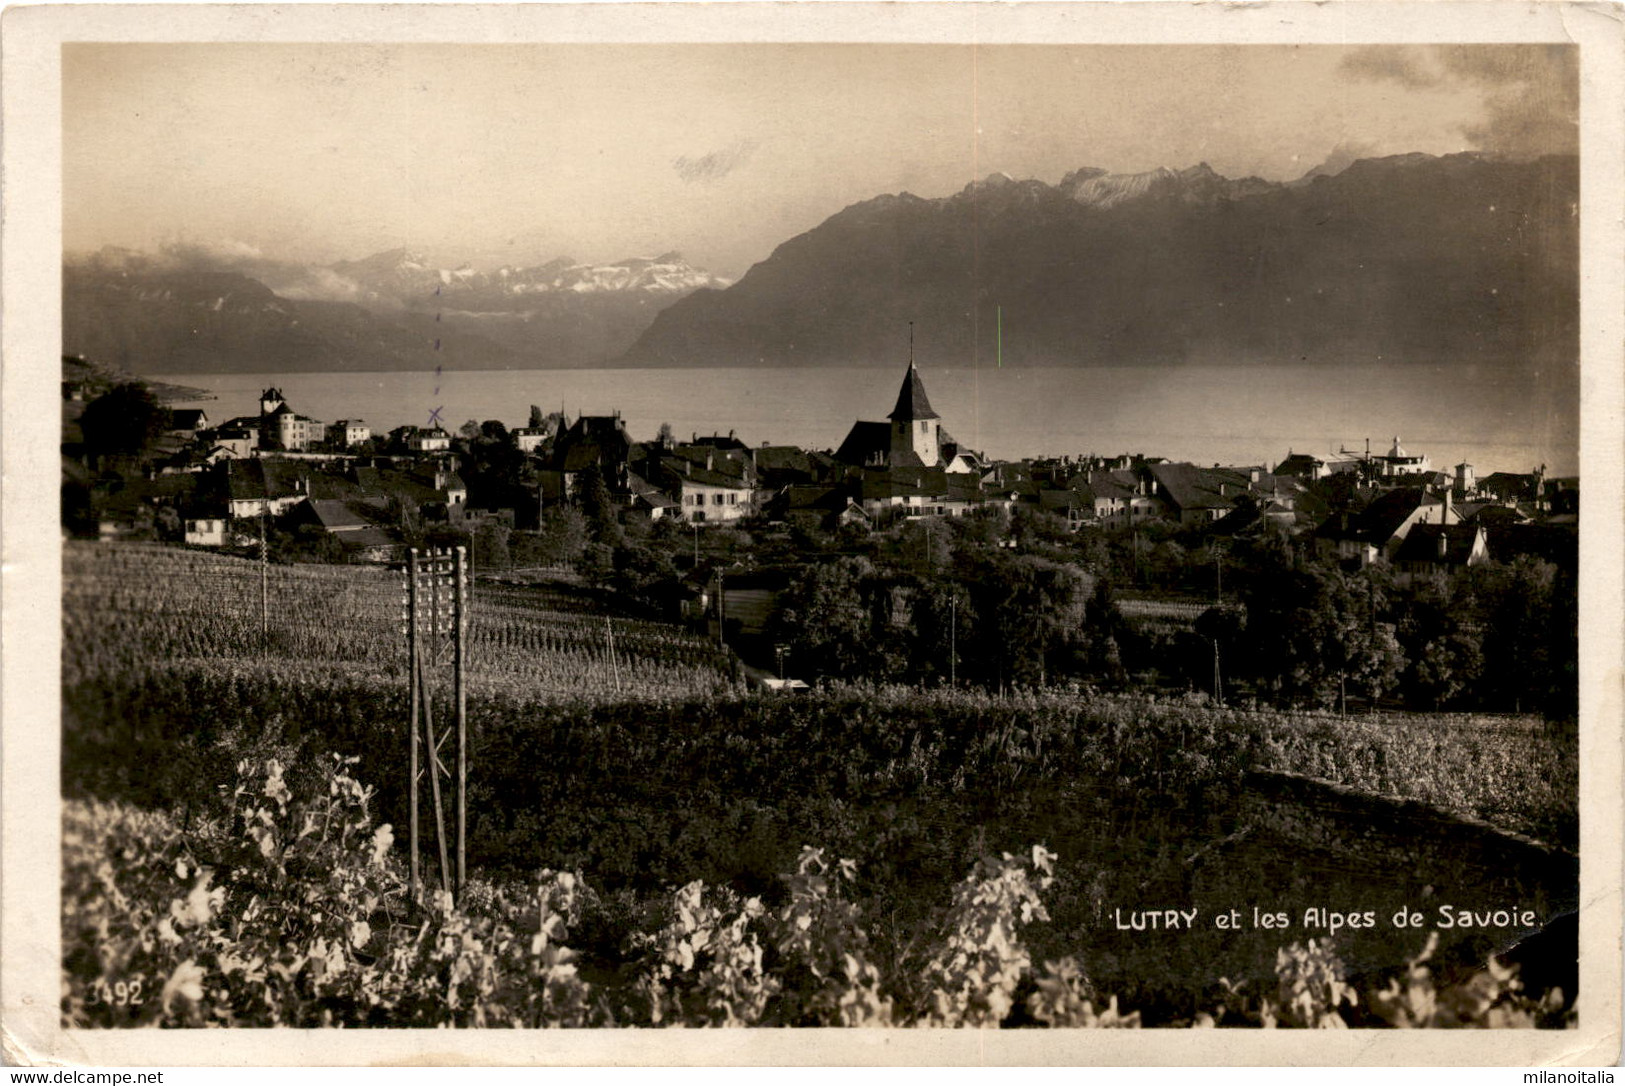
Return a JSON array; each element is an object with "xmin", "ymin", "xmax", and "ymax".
[{"xmin": 5, "ymin": 1, "xmax": 1623, "ymax": 1068}]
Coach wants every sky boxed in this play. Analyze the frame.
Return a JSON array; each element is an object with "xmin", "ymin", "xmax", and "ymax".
[{"xmin": 63, "ymin": 43, "xmax": 1577, "ymax": 279}]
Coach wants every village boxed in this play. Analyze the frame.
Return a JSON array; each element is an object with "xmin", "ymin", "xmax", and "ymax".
[{"xmin": 63, "ymin": 359, "xmax": 1577, "ymax": 584}]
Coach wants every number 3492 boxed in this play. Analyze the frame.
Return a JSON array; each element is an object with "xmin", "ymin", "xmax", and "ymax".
[{"xmin": 87, "ymin": 977, "xmax": 145, "ymax": 1005}]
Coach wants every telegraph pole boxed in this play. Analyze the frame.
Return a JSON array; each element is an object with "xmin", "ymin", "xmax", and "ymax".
[
  {"xmin": 259, "ymin": 503, "xmax": 269, "ymax": 643},
  {"xmin": 454, "ymin": 546, "xmax": 468, "ymax": 897},
  {"xmin": 406, "ymin": 549, "xmax": 421, "ymax": 901}
]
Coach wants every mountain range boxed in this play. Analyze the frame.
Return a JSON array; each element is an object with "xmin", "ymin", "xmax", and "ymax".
[
  {"xmin": 65, "ymin": 152, "xmax": 1576, "ymax": 376},
  {"xmin": 63, "ymin": 248, "xmax": 729, "ymax": 374},
  {"xmin": 623, "ymin": 153, "xmax": 1577, "ymax": 370}
]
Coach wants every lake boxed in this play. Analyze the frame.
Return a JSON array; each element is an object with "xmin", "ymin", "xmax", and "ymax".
[{"xmin": 153, "ymin": 361, "xmax": 1579, "ymax": 476}]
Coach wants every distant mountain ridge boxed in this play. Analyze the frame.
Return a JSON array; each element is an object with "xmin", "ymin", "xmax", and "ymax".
[
  {"xmin": 621, "ymin": 152, "xmax": 1578, "ymax": 370},
  {"xmin": 63, "ymin": 246, "xmax": 730, "ymax": 375}
]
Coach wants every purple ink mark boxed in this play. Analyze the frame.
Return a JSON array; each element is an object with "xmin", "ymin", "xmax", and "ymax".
[{"xmin": 427, "ymin": 407, "xmax": 445, "ymax": 427}]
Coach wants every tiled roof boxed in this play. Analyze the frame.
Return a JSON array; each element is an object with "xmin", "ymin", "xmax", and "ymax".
[
  {"xmin": 887, "ymin": 364, "xmax": 941, "ymax": 422},
  {"xmin": 1315, "ymin": 487, "xmax": 1441, "ymax": 544},
  {"xmin": 834, "ymin": 421, "xmax": 892, "ymax": 466},
  {"xmin": 224, "ymin": 459, "xmax": 305, "ymax": 501},
  {"xmin": 1148, "ymin": 463, "xmax": 1249, "ymax": 513},
  {"xmin": 1394, "ymin": 524, "xmax": 1482, "ymax": 566},
  {"xmin": 305, "ymin": 499, "xmax": 370, "ymax": 531},
  {"xmin": 627, "ymin": 472, "xmax": 680, "ymax": 509}
]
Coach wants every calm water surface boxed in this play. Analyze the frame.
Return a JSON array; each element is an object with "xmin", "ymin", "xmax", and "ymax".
[{"xmin": 155, "ymin": 363, "xmax": 1579, "ymax": 477}]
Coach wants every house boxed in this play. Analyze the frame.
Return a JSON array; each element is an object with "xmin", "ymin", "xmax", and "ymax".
[
  {"xmin": 626, "ymin": 472, "xmax": 681, "ymax": 520},
  {"xmin": 411, "ymin": 463, "xmax": 468, "ymax": 507},
  {"xmin": 327, "ymin": 419, "xmax": 371, "ymax": 447},
  {"xmin": 856, "ymin": 467, "xmax": 986, "ymax": 526},
  {"xmin": 167, "ymin": 408, "xmax": 210, "ymax": 438},
  {"xmin": 203, "ymin": 428, "xmax": 257, "ymax": 459},
  {"xmin": 512, "ymin": 426, "xmax": 551, "ymax": 454},
  {"xmin": 1375, "ymin": 436, "xmax": 1432, "ymax": 479},
  {"xmin": 1274, "ymin": 452, "xmax": 1330, "ymax": 480},
  {"xmin": 1068, "ymin": 469, "xmax": 1164, "ymax": 529},
  {"xmin": 650, "ymin": 446, "xmax": 755, "ymax": 525},
  {"xmin": 1392, "ymin": 523, "xmax": 1489, "ymax": 583},
  {"xmin": 409, "ymin": 427, "xmax": 452, "ymax": 453},
  {"xmin": 264, "ymin": 403, "xmax": 326, "ymax": 452},
  {"xmin": 1145, "ymin": 463, "xmax": 1264, "ymax": 526},
  {"xmin": 550, "ymin": 413, "xmax": 641, "ymax": 474},
  {"xmin": 289, "ymin": 499, "xmax": 403, "ymax": 563},
  {"xmin": 1478, "ymin": 470, "xmax": 1544, "ymax": 507},
  {"xmin": 183, "ymin": 513, "xmax": 228, "ymax": 547},
  {"xmin": 222, "ymin": 459, "xmax": 309, "ymax": 518},
  {"xmin": 1312, "ymin": 486, "xmax": 1457, "ymax": 568},
  {"xmin": 690, "ymin": 431, "xmax": 749, "ymax": 452},
  {"xmin": 770, "ymin": 483, "xmax": 869, "ymax": 531}
]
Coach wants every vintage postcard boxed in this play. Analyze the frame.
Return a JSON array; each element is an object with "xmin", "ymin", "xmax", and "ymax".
[{"xmin": 3, "ymin": 1, "xmax": 1622, "ymax": 1067}]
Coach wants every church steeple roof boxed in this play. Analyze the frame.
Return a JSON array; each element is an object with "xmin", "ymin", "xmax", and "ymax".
[{"xmin": 887, "ymin": 363, "xmax": 940, "ymax": 422}]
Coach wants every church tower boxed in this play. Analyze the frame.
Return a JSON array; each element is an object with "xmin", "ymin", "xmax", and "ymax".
[{"xmin": 888, "ymin": 360, "xmax": 941, "ymax": 467}]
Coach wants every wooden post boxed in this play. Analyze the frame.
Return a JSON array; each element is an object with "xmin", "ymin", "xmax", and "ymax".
[
  {"xmin": 259, "ymin": 505, "xmax": 269, "ymax": 645},
  {"xmin": 454, "ymin": 546, "xmax": 467, "ymax": 898},
  {"xmin": 407, "ymin": 549, "xmax": 420, "ymax": 902},
  {"xmin": 421, "ymin": 658, "xmax": 451, "ymax": 896}
]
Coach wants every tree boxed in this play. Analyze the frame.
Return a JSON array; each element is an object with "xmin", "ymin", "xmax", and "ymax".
[
  {"xmin": 79, "ymin": 383, "xmax": 167, "ymax": 462},
  {"xmin": 766, "ymin": 556, "xmax": 880, "ymax": 680},
  {"xmin": 657, "ymin": 421, "xmax": 676, "ymax": 448},
  {"xmin": 382, "ymin": 493, "xmax": 425, "ymax": 549},
  {"xmin": 895, "ymin": 519, "xmax": 952, "ymax": 576},
  {"xmin": 459, "ymin": 419, "xmax": 482, "ymax": 441},
  {"xmin": 574, "ymin": 464, "xmax": 620, "ymax": 546},
  {"xmin": 472, "ymin": 520, "xmax": 511, "ymax": 571},
  {"xmin": 529, "ymin": 405, "xmax": 545, "ymax": 429},
  {"xmin": 537, "ymin": 505, "xmax": 589, "ymax": 567}
]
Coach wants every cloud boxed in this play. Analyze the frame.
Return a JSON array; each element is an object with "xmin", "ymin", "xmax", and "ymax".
[
  {"xmin": 1339, "ymin": 45, "xmax": 1440, "ymax": 90},
  {"xmin": 272, "ymin": 266, "xmax": 368, "ymax": 304},
  {"xmin": 672, "ymin": 138, "xmax": 760, "ymax": 183},
  {"xmin": 157, "ymin": 238, "xmax": 265, "ymax": 270},
  {"xmin": 1338, "ymin": 45, "xmax": 1577, "ymax": 158}
]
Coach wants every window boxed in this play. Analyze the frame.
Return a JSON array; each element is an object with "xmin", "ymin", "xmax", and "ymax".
[
  {"xmin": 713, "ymin": 493, "xmax": 724, "ymax": 506},
  {"xmin": 727, "ymin": 493, "xmax": 737, "ymax": 505},
  {"xmin": 920, "ymin": 421, "xmax": 928, "ymax": 433}
]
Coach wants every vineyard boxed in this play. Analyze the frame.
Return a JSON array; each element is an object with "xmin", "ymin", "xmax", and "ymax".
[
  {"xmin": 60, "ymin": 541, "xmax": 1581, "ymax": 1028},
  {"xmin": 63, "ymin": 542, "xmax": 734, "ymax": 700}
]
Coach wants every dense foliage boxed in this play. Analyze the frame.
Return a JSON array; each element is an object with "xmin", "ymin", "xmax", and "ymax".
[{"xmin": 63, "ymin": 755, "xmax": 1570, "ymax": 1029}]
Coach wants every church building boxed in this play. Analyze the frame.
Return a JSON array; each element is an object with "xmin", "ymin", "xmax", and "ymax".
[{"xmin": 835, "ymin": 360, "xmax": 975, "ymax": 472}]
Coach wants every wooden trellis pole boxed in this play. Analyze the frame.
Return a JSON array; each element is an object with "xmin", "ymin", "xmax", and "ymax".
[{"xmin": 404, "ymin": 545, "xmax": 470, "ymax": 904}]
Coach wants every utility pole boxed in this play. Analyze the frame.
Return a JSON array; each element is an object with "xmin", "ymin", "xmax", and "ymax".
[
  {"xmin": 259, "ymin": 502, "xmax": 269, "ymax": 643},
  {"xmin": 406, "ymin": 549, "xmax": 420, "ymax": 902},
  {"xmin": 454, "ymin": 546, "xmax": 468, "ymax": 897}
]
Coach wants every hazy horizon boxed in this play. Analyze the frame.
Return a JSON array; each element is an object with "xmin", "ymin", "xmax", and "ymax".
[{"xmin": 65, "ymin": 43, "xmax": 1577, "ymax": 280}]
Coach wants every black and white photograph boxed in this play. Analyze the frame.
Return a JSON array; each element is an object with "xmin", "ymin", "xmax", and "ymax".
[{"xmin": 3, "ymin": 1, "xmax": 1622, "ymax": 1067}]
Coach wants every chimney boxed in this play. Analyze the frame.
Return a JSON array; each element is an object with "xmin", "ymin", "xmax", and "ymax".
[
  {"xmin": 1442, "ymin": 487, "xmax": 1453, "ymax": 523},
  {"xmin": 1437, "ymin": 530, "xmax": 1449, "ymax": 559},
  {"xmin": 1250, "ymin": 468, "xmax": 1260, "ymax": 485},
  {"xmin": 706, "ymin": 449, "xmax": 714, "ymax": 472}
]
